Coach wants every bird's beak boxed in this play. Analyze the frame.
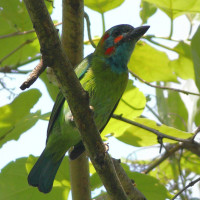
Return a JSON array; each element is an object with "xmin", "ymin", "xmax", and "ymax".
[{"xmin": 127, "ymin": 25, "xmax": 150, "ymax": 41}]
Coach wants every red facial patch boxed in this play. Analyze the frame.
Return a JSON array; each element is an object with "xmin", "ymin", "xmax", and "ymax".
[
  {"xmin": 105, "ymin": 46, "xmax": 115, "ymax": 55},
  {"xmin": 114, "ymin": 35, "xmax": 123, "ymax": 44},
  {"xmin": 101, "ymin": 33, "xmax": 109, "ymax": 45}
]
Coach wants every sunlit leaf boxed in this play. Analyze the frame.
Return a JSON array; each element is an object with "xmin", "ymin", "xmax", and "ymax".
[
  {"xmin": 129, "ymin": 42, "xmax": 177, "ymax": 82},
  {"xmin": 0, "ymin": 0, "xmax": 53, "ymax": 66},
  {"xmin": 116, "ymin": 118, "xmax": 192, "ymax": 147},
  {"xmin": 140, "ymin": 1, "xmax": 157, "ymax": 24},
  {"xmin": 0, "ymin": 157, "xmax": 70, "ymax": 200},
  {"xmin": 156, "ymin": 88, "xmax": 188, "ymax": 131},
  {"xmin": 85, "ymin": 0, "xmax": 125, "ymax": 13},
  {"xmin": 169, "ymin": 41, "xmax": 194, "ymax": 79},
  {"xmin": 142, "ymin": 0, "xmax": 200, "ymax": 19},
  {"xmin": 0, "ymin": 89, "xmax": 41, "ymax": 148}
]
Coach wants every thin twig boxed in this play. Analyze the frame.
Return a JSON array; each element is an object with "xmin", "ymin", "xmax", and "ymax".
[
  {"xmin": 112, "ymin": 114, "xmax": 191, "ymax": 143},
  {"xmin": 20, "ymin": 58, "xmax": 46, "ymax": 90},
  {"xmin": 0, "ymin": 38, "xmax": 36, "ymax": 64},
  {"xmin": 129, "ymin": 70, "xmax": 200, "ymax": 97},
  {"xmin": 171, "ymin": 177, "xmax": 200, "ymax": 200},
  {"xmin": 191, "ymin": 125, "xmax": 200, "ymax": 141},
  {"xmin": 0, "ymin": 56, "xmax": 41, "ymax": 74},
  {"xmin": 143, "ymin": 144, "xmax": 182, "ymax": 174},
  {"xmin": 0, "ymin": 22, "xmax": 62, "ymax": 39},
  {"xmin": 146, "ymin": 104, "xmax": 164, "ymax": 124},
  {"xmin": 84, "ymin": 12, "xmax": 96, "ymax": 48}
]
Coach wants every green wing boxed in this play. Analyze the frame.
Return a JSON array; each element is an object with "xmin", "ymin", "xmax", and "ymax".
[{"xmin": 46, "ymin": 54, "xmax": 93, "ymax": 141}]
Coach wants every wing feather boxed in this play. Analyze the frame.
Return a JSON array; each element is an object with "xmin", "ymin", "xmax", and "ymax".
[{"xmin": 46, "ymin": 54, "xmax": 93, "ymax": 141}]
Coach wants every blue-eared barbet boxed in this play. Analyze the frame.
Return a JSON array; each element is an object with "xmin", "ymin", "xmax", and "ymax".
[{"xmin": 28, "ymin": 24, "xmax": 150, "ymax": 193}]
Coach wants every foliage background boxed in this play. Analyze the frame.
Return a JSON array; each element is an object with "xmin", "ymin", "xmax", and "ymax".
[{"xmin": 0, "ymin": 0, "xmax": 200, "ymax": 199}]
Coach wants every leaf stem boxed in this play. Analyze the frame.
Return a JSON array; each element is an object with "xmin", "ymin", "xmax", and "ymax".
[
  {"xmin": 101, "ymin": 13, "xmax": 106, "ymax": 33},
  {"xmin": 169, "ymin": 0, "xmax": 173, "ymax": 39},
  {"xmin": 129, "ymin": 69, "xmax": 200, "ymax": 97}
]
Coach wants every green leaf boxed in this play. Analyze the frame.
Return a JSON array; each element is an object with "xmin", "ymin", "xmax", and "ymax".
[
  {"xmin": 180, "ymin": 151, "xmax": 200, "ymax": 175},
  {"xmin": 142, "ymin": 0, "xmax": 200, "ymax": 19},
  {"xmin": 140, "ymin": 1, "xmax": 157, "ymax": 24},
  {"xmin": 169, "ymin": 41, "xmax": 194, "ymax": 80},
  {"xmin": 191, "ymin": 26, "xmax": 200, "ymax": 91},
  {"xmin": 156, "ymin": 85, "xmax": 170, "ymax": 125},
  {"xmin": 85, "ymin": 0, "xmax": 125, "ymax": 13},
  {"xmin": 167, "ymin": 91, "xmax": 188, "ymax": 130},
  {"xmin": 0, "ymin": 0, "xmax": 53, "ymax": 66},
  {"xmin": 102, "ymin": 80, "xmax": 146, "ymax": 138},
  {"xmin": 40, "ymin": 71, "xmax": 59, "ymax": 102},
  {"xmin": 122, "ymin": 163, "xmax": 172, "ymax": 200},
  {"xmin": 149, "ymin": 156, "xmax": 180, "ymax": 184},
  {"xmin": 0, "ymin": 89, "xmax": 41, "ymax": 148},
  {"xmin": 169, "ymin": 56, "xmax": 194, "ymax": 80},
  {"xmin": 156, "ymin": 88, "xmax": 188, "ymax": 131},
  {"xmin": 129, "ymin": 42, "xmax": 177, "ymax": 82},
  {"xmin": 116, "ymin": 118, "xmax": 192, "ymax": 147},
  {"xmin": 0, "ymin": 157, "xmax": 70, "ymax": 200}
]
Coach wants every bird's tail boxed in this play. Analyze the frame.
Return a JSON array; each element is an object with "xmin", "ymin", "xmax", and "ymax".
[{"xmin": 28, "ymin": 149, "xmax": 64, "ymax": 193}]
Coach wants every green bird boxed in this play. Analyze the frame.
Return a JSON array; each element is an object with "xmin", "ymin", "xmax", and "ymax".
[{"xmin": 28, "ymin": 24, "xmax": 149, "ymax": 193}]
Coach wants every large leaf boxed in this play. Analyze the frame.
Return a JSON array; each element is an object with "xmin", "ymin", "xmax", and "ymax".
[
  {"xmin": 0, "ymin": 157, "xmax": 70, "ymax": 200},
  {"xmin": 191, "ymin": 26, "xmax": 200, "ymax": 91},
  {"xmin": 142, "ymin": 0, "xmax": 200, "ymax": 19},
  {"xmin": 0, "ymin": 0, "xmax": 53, "ymax": 66},
  {"xmin": 129, "ymin": 42, "xmax": 177, "ymax": 82},
  {"xmin": 149, "ymin": 156, "xmax": 180, "ymax": 185},
  {"xmin": 0, "ymin": 89, "xmax": 41, "ymax": 148},
  {"xmin": 102, "ymin": 80, "xmax": 146, "ymax": 138},
  {"xmin": 167, "ymin": 91, "xmax": 188, "ymax": 131},
  {"xmin": 116, "ymin": 118, "xmax": 192, "ymax": 147},
  {"xmin": 169, "ymin": 41, "xmax": 194, "ymax": 80},
  {"xmin": 180, "ymin": 151, "xmax": 200, "ymax": 175},
  {"xmin": 156, "ymin": 88, "xmax": 188, "ymax": 131},
  {"xmin": 122, "ymin": 163, "xmax": 172, "ymax": 200},
  {"xmin": 85, "ymin": 0, "xmax": 125, "ymax": 13},
  {"xmin": 140, "ymin": 1, "xmax": 157, "ymax": 24}
]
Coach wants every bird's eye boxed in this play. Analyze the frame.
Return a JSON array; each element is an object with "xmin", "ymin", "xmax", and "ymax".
[{"xmin": 112, "ymin": 29, "xmax": 121, "ymax": 37}]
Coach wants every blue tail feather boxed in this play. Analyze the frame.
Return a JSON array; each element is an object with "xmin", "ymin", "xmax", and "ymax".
[{"xmin": 28, "ymin": 150, "xmax": 64, "ymax": 193}]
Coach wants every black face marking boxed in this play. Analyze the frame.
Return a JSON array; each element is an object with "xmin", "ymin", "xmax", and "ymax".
[{"xmin": 111, "ymin": 25, "xmax": 134, "ymax": 38}]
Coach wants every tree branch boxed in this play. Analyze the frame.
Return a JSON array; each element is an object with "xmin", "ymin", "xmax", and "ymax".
[
  {"xmin": 61, "ymin": 0, "xmax": 90, "ymax": 199},
  {"xmin": 23, "ymin": 0, "xmax": 128, "ymax": 199},
  {"xmin": 171, "ymin": 177, "xmax": 200, "ymax": 200},
  {"xmin": 143, "ymin": 144, "xmax": 182, "ymax": 174},
  {"xmin": 0, "ymin": 22, "xmax": 62, "ymax": 39},
  {"xmin": 20, "ymin": 58, "xmax": 45, "ymax": 90},
  {"xmin": 113, "ymin": 158, "xmax": 147, "ymax": 200},
  {"xmin": 112, "ymin": 114, "xmax": 191, "ymax": 143},
  {"xmin": 129, "ymin": 70, "xmax": 200, "ymax": 97}
]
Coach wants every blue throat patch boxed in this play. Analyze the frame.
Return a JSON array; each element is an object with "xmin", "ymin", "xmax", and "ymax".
[{"xmin": 106, "ymin": 42, "xmax": 135, "ymax": 74}]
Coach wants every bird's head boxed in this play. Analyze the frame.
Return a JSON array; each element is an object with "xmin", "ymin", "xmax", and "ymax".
[{"xmin": 95, "ymin": 24, "xmax": 150, "ymax": 73}]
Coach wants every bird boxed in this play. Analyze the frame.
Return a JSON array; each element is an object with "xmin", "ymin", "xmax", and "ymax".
[{"xmin": 28, "ymin": 24, "xmax": 150, "ymax": 193}]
